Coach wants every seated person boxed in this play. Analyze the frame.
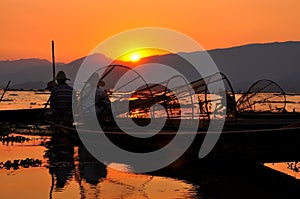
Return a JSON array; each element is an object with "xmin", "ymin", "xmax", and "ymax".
[
  {"xmin": 79, "ymin": 73, "xmax": 114, "ymax": 127},
  {"xmin": 95, "ymin": 80, "xmax": 114, "ymax": 125}
]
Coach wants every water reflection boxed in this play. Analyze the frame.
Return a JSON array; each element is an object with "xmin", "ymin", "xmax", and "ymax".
[
  {"xmin": 44, "ymin": 135, "xmax": 108, "ymax": 192},
  {"xmin": 77, "ymin": 146, "xmax": 108, "ymax": 198},
  {"xmin": 43, "ymin": 134, "xmax": 198, "ymax": 199},
  {"xmin": 1, "ymin": 131, "xmax": 300, "ymax": 198},
  {"xmin": 78, "ymin": 146, "xmax": 107, "ymax": 185},
  {"xmin": 266, "ymin": 162, "xmax": 300, "ymax": 179},
  {"xmin": 45, "ymin": 136, "xmax": 75, "ymax": 192}
]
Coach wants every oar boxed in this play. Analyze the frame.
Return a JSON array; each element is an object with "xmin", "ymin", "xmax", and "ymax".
[{"xmin": 0, "ymin": 80, "xmax": 11, "ymax": 102}]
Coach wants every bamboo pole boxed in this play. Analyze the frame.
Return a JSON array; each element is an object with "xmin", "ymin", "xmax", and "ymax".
[
  {"xmin": 0, "ymin": 80, "xmax": 11, "ymax": 102},
  {"xmin": 52, "ymin": 40, "xmax": 56, "ymax": 81}
]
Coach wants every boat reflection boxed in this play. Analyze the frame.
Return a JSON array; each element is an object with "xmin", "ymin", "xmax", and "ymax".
[
  {"xmin": 45, "ymin": 135, "xmax": 75, "ymax": 194},
  {"xmin": 44, "ymin": 134, "xmax": 199, "ymax": 199},
  {"xmin": 45, "ymin": 135, "xmax": 107, "ymax": 188},
  {"xmin": 46, "ymin": 138, "xmax": 109, "ymax": 199},
  {"xmin": 77, "ymin": 146, "xmax": 107, "ymax": 185}
]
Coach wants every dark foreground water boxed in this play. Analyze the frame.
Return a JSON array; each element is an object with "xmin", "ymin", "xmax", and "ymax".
[{"xmin": 0, "ymin": 132, "xmax": 300, "ymax": 199}]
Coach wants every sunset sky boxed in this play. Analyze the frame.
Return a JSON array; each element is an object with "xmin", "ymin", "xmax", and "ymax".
[{"xmin": 1, "ymin": 0, "xmax": 299, "ymax": 63}]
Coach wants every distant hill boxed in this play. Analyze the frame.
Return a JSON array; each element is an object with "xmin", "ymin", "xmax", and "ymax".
[
  {"xmin": 0, "ymin": 54, "xmax": 111, "ymax": 89},
  {"xmin": 208, "ymin": 41, "xmax": 300, "ymax": 92},
  {"xmin": 61, "ymin": 53, "xmax": 112, "ymax": 86},
  {"xmin": 0, "ymin": 41, "xmax": 299, "ymax": 92},
  {"xmin": 130, "ymin": 41, "xmax": 300, "ymax": 92},
  {"xmin": 0, "ymin": 59, "xmax": 64, "ymax": 89},
  {"xmin": 140, "ymin": 41, "xmax": 300, "ymax": 92},
  {"xmin": 10, "ymin": 81, "xmax": 47, "ymax": 90}
]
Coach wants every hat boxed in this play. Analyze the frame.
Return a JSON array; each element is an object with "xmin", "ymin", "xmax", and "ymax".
[{"xmin": 56, "ymin": 71, "xmax": 70, "ymax": 80}]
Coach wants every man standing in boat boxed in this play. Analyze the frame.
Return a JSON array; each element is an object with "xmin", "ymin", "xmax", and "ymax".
[{"xmin": 49, "ymin": 71, "xmax": 74, "ymax": 125}]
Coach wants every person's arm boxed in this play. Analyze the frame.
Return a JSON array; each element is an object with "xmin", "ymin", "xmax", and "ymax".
[{"xmin": 49, "ymin": 88, "xmax": 57, "ymax": 108}]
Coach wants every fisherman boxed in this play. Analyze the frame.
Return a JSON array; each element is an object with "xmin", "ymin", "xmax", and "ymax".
[
  {"xmin": 79, "ymin": 72, "xmax": 99, "ymax": 120},
  {"xmin": 78, "ymin": 72, "xmax": 114, "ymax": 127},
  {"xmin": 49, "ymin": 71, "xmax": 74, "ymax": 124},
  {"xmin": 95, "ymin": 79, "xmax": 113, "ymax": 124}
]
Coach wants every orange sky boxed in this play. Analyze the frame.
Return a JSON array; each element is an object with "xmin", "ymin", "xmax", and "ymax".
[{"xmin": 1, "ymin": 0, "xmax": 299, "ymax": 63}]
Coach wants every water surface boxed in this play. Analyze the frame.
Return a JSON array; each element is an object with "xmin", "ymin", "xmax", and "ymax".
[{"xmin": 0, "ymin": 133, "xmax": 200, "ymax": 199}]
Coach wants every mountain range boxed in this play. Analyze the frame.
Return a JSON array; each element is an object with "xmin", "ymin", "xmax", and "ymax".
[{"xmin": 0, "ymin": 41, "xmax": 299, "ymax": 92}]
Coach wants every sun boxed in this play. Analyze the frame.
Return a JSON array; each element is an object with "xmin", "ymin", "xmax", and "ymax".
[
  {"xmin": 129, "ymin": 52, "xmax": 141, "ymax": 62},
  {"xmin": 118, "ymin": 48, "xmax": 170, "ymax": 63}
]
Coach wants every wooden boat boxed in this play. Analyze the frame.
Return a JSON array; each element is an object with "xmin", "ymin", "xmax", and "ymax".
[
  {"xmin": 3, "ymin": 64, "xmax": 300, "ymax": 166},
  {"xmin": 2, "ymin": 65, "xmax": 299, "ymax": 127},
  {"xmin": 0, "ymin": 108, "xmax": 49, "ymax": 123},
  {"xmin": 46, "ymin": 117, "xmax": 300, "ymax": 165}
]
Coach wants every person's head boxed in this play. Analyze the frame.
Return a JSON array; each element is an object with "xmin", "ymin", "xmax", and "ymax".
[
  {"xmin": 56, "ymin": 71, "xmax": 70, "ymax": 85},
  {"xmin": 86, "ymin": 73, "xmax": 99, "ymax": 87},
  {"xmin": 97, "ymin": 80, "xmax": 105, "ymax": 88},
  {"xmin": 45, "ymin": 80, "xmax": 56, "ymax": 91}
]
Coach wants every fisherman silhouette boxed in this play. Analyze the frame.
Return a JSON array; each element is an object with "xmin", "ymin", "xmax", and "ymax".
[
  {"xmin": 49, "ymin": 71, "xmax": 74, "ymax": 125},
  {"xmin": 79, "ymin": 72, "xmax": 114, "ymax": 128}
]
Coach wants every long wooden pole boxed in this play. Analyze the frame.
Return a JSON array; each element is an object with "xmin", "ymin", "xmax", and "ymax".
[
  {"xmin": 0, "ymin": 80, "xmax": 11, "ymax": 102},
  {"xmin": 37, "ymin": 42, "xmax": 55, "ymax": 124},
  {"xmin": 52, "ymin": 40, "xmax": 56, "ymax": 81}
]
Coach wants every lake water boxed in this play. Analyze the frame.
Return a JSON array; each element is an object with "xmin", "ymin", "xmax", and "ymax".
[
  {"xmin": 1, "ymin": 91, "xmax": 300, "ymax": 198},
  {"xmin": 0, "ymin": 90, "xmax": 50, "ymax": 110},
  {"xmin": 1, "ymin": 133, "xmax": 300, "ymax": 199},
  {"xmin": 0, "ymin": 134, "xmax": 199, "ymax": 199}
]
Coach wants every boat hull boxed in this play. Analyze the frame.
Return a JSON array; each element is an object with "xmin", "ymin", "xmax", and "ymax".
[
  {"xmin": 50, "ymin": 120, "xmax": 300, "ymax": 165},
  {"xmin": 0, "ymin": 108, "xmax": 48, "ymax": 123}
]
